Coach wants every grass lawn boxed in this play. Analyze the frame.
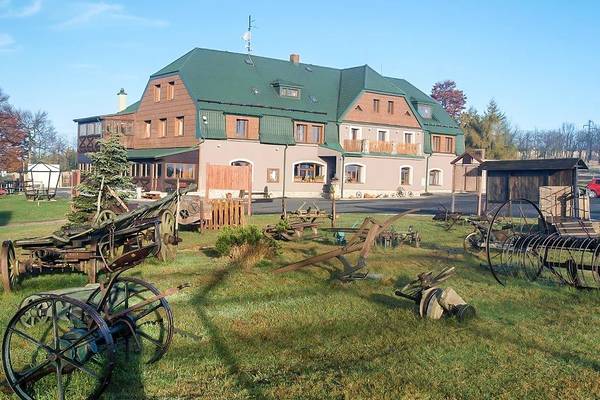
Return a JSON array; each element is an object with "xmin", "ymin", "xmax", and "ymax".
[
  {"xmin": 0, "ymin": 200, "xmax": 599, "ymax": 399},
  {"xmin": 0, "ymin": 194, "xmax": 69, "ymax": 226}
]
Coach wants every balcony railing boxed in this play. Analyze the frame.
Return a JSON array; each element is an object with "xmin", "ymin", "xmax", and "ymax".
[
  {"xmin": 370, "ymin": 141, "xmax": 393, "ymax": 153},
  {"xmin": 342, "ymin": 139, "xmax": 421, "ymax": 155}
]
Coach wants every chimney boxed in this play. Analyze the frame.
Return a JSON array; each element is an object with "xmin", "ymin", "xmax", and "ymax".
[
  {"xmin": 117, "ymin": 88, "xmax": 127, "ymax": 112},
  {"xmin": 289, "ymin": 53, "xmax": 300, "ymax": 64}
]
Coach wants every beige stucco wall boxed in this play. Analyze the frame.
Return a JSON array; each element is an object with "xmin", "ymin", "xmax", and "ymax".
[
  {"xmin": 342, "ymin": 156, "xmax": 426, "ymax": 198},
  {"xmin": 427, "ymin": 153, "xmax": 455, "ymax": 193},
  {"xmin": 198, "ymin": 140, "xmax": 338, "ymax": 197}
]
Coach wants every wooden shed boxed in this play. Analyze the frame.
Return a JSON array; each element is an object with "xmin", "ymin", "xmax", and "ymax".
[{"xmin": 479, "ymin": 158, "xmax": 589, "ymax": 217}]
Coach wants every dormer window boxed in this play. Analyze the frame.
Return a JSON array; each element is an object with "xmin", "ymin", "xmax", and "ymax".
[
  {"xmin": 280, "ymin": 87, "xmax": 300, "ymax": 98},
  {"xmin": 418, "ymin": 104, "xmax": 432, "ymax": 119},
  {"xmin": 272, "ymin": 80, "xmax": 302, "ymax": 99}
]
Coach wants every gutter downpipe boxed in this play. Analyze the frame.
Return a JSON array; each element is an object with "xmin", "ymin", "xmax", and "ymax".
[
  {"xmin": 425, "ymin": 152, "xmax": 431, "ymax": 194},
  {"xmin": 340, "ymin": 154, "xmax": 345, "ymax": 199},
  {"xmin": 282, "ymin": 144, "xmax": 288, "ymax": 217}
]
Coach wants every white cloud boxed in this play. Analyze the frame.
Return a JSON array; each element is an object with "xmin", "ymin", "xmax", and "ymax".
[
  {"xmin": 0, "ymin": 33, "xmax": 16, "ymax": 52},
  {"xmin": 0, "ymin": 0, "xmax": 43, "ymax": 18},
  {"xmin": 55, "ymin": 2, "xmax": 168, "ymax": 29}
]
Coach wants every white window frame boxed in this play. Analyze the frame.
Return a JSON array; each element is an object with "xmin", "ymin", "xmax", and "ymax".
[
  {"xmin": 176, "ymin": 116, "xmax": 184, "ymax": 137},
  {"xmin": 344, "ymin": 162, "xmax": 367, "ymax": 184},
  {"xmin": 291, "ymin": 160, "xmax": 327, "ymax": 184},
  {"xmin": 159, "ymin": 118, "xmax": 167, "ymax": 137},
  {"xmin": 403, "ymin": 131, "xmax": 414, "ymax": 144},
  {"xmin": 428, "ymin": 168, "xmax": 443, "ymax": 186},
  {"xmin": 399, "ymin": 165, "xmax": 413, "ymax": 186},
  {"xmin": 144, "ymin": 120, "xmax": 151, "ymax": 138},
  {"xmin": 348, "ymin": 126, "xmax": 362, "ymax": 140},
  {"xmin": 377, "ymin": 129, "xmax": 390, "ymax": 142}
]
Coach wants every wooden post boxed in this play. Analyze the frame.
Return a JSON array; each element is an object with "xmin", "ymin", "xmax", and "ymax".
[
  {"xmin": 247, "ymin": 164, "xmax": 252, "ymax": 216},
  {"xmin": 476, "ymin": 168, "xmax": 483, "ymax": 216}
]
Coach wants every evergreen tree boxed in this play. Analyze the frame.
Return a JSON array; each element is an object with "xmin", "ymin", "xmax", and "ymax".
[
  {"xmin": 67, "ymin": 133, "xmax": 134, "ymax": 225},
  {"xmin": 460, "ymin": 100, "xmax": 517, "ymax": 159}
]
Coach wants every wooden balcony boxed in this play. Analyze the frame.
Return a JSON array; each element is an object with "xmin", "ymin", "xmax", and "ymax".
[
  {"xmin": 370, "ymin": 141, "xmax": 393, "ymax": 153},
  {"xmin": 396, "ymin": 143, "xmax": 419, "ymax": 155},
  {"xmin": 343, "ymin": 139, "xmax": 421, "ymax": 156},
  {"xmin": 343, "ymin": 139, "xmax": 363, "ymax": 152}
]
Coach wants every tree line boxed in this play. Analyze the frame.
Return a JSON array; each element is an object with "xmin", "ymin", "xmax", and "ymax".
[
  {"xmin": 431, "ymin": 80, "xmax": 598, "ymax": 161},
  {"xmin": 0, "ymin": 87, "xmax": 76, "ymax": 173}
]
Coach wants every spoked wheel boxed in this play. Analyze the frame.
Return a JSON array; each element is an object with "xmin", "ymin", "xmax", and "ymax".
[
  {"xmin": 463, "ymin": 232, "xmax": 484, "ymax": 255},
  {"xmin": 1, "ymin": 240, "xmax": 18, "ymax": 292},
  {"xmin": 157, "ymin": 209, "xmax": 177, "ymax": 262},
  {"xmin": 93, "ymin": 210, "xmax": 117, "ymax": 228},
  {"xmin": 486, "ymin": 199, "xmax": 549, "ymax": 285},
  {"xmin": 2, "ymin": 295, "xmax": 115, "ymax": 400},
  {"xmin": 88, "ymin": 277, "xmax": 173, "ymax": 364}
]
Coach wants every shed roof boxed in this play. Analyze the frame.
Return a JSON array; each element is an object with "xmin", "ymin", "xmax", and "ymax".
[{"xmin": 480, "ymin": 158, "xmax": 588, "ymax": 171}]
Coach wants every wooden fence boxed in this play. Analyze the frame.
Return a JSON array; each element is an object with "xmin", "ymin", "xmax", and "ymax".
[{"xmin": 206, "ymin": 199, "xmax": 246, "ymax": 230}]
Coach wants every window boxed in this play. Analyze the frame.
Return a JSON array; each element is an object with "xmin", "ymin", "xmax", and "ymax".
[
  {"xmin": 131, "ymin": 162, "xmax": 151, "ymax": 177},
  {"xmin": 166, "ymin": 163, "xmax": 195, "ymax": 179},
  {"xmin": 373, "ymin": 99, "xmax": 380, "ymax": 112},
  {"xmin": 144, "ymin": 120, "xmax": 151, "ymax": 138},
  {"xmin": 78, "ymin": 123, "xmax": 86, "ymax": 136},
  {"xmin": 295, "ymin": 124, "xmax": 307, "ymax": 142},
  {"xmin": 345, "ymin": 164, "xmax": 365, "ymax": 184},
  {"xmin": 404, "ymin": 132, "xmax": 413, "ymax": 144},
  {"xmin": 400, "ymin": 166, "xmax": 412, "ymax": 186},
  {"xmin": 280, "ymin": 87, "xmax": 300, "ymax": 98},
  {"xmin": 167, "ymin": 81, "xmax": 175, "ymax": 100},
  {"xmin": 154, "ymin": 84, "xmax": 161, "ymax": 102},
  {"xmin": 159, "ymin": 118, "xmax": 167, "ymax": 137},
  {"xmin": 432, "ymin": 135, "xmax": 454, "ymax": 153},
  {"xmin": 350, "ymin": 128, "xmax": 360, "ymax": 140},
  {"xmin": 235, "ymin": 119, "xmax": 248, "ymax": 138},
  {"xmin": 293, "ymin": 162, "xmax": 324, "ymax": 183},
  {"xmin": 176, "ymin": 117, "xmax": 184, "ymax": 136},
  {"xmin": 230, "ymin": 160, "xmax": 251, "ymax": 167},
  {"xmin": 387, "ymin": 101, "xmax": 394, "ymax": 114},
  {"xmin": 310, "ymin": 125, "xmax": 323, "ymax": 143},
  {"xmin": 429, "ymin": 169, "xmax": 442, "ymax": 186},
  {"xmin": 267, "ymin": 168, "xmax": 280, "ymax": 183},
  {"xmin": 418, "ymin": 104, "xmax": 432, "ymax": 119},
  {"xmin": 377, "ymin": 130, "xmax": 388, "ymax": 142}
]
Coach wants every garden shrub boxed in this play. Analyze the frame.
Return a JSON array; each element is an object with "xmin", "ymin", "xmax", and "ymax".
[{"xmin": 215, "ymin": 225, "xmax": 280, "ymax": 269}]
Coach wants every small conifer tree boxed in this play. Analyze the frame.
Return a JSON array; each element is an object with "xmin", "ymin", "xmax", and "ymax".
[{"xmin": 67, "ymin": 133, "xmax": 134, "ymax": 225}]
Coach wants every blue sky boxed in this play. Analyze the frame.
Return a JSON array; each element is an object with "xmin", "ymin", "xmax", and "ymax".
[{"xmin": 1, "ymin": 0, "xmax": 599, "ymax": 144}]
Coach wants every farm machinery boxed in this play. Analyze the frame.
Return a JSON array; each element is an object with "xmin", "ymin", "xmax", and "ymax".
[
  {"xmin": 483, "ymin": 199, "xmax": 600, "ymax": 289},
  {"xmin": 1, "ymin": 190, "xmax": 188, "ymax": 399},
  {"xmin": 0, "ymin": 189, "xmax": 184, "ymax": 293}
]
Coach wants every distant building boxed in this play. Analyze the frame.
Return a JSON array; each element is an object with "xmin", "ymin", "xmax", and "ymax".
[{"xmin": 74, "ymin": 48, "xmax": 464, "ymax": 197}]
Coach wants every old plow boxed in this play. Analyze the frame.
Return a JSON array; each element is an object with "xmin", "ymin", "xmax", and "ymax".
[
  {"xmin": 0, "ymin": 188, "xmax": 186, "ymax": 293},
  {"xmin": 273, "ymin": 210, "xmax": 418, "ymax": 281},
  {"xmin": 485, "ymin": 198, "xmax": 600, "ymax": 289}
]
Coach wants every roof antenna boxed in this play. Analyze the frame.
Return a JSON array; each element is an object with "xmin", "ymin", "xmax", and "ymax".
[{"xmin": 242, "ymin": 15, "xmax": 255, "ymax": 54}]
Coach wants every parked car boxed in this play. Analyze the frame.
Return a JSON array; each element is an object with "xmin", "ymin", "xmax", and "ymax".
[
  {"xmin": 0, "ymin": 188, "xmax": 7, "ymax": 196},
  {"xmin": 586, "ymin": 178, "xmax": 600, "ymax": 198}
]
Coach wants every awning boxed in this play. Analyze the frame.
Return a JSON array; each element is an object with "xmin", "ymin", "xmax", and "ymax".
[{"xmin": 127, "ymin": 147, "xmax": 198, "ymax": 160}]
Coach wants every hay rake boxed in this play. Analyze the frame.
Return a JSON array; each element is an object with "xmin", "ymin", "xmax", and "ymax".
[{"xmin": 485, "ymin": 199, "xmax": 600, "ymax": 289}]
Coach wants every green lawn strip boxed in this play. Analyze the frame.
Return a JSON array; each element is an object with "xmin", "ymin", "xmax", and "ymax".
[
  {"xmin": 0, "ymin": 194, "xmax": 69, "ymax": 225},
  {"xmin": 0, "ymin": 209, "xmax": 598, "ymax": 399}
]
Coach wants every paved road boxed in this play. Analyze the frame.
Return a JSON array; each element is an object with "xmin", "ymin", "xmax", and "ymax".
[{"xmin": 251, "ymin": 193, "xmax": 600, "ymax": 219}]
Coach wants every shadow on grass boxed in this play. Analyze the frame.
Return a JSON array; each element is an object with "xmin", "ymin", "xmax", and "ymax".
[
  {"xmin": 190, "ymin": 264, "xmax": 268, "ymax": 399},
  {"xmin": 200, "ymin": 247, "xmax": 220, "ymax": 258},
  {"xmin": 0, "ymin": 210, "xmax": 12, "ymax": 226}
]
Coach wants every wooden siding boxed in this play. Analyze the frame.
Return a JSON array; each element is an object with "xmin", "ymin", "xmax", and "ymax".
[
  {"xmin": 225, "ymin": 115, "xmax": 259, "ymax": 140},
  {"xmin": 131, "ymin": 74, "xmax": 198, "ymax": 149},
  {"xmin": 343, "ymin": 92, "xmax": 420, "ymax": 128},
  {"xmin": 486, "ymin": 169, "xmax": 576, "ymax": 204}
]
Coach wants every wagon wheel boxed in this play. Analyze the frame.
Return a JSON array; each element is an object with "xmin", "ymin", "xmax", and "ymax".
[
  {"xmin": 463, "ymin": 232, "xmax": 484, "ymax": 255},
  {"xmin": 88, "ymin": 277, "xmax": 174, "ymax": 364},
  {"xmin": 486, "ymin": 198, "xmax": 548, "ymax": 285},
  {"xmin": 2, "ymin": 294, "xmax": 115, "ymax": 400},
  {"xmin": 94, "ymin": 210, "xmax": 117, "ymax": 228},
  {"xmin": 157, "ymin": 209, "xmax": 177, "ymax": 262},
  {"xmin": 1, "ymin": 240, "xmax": 18, "ymax": 292}
]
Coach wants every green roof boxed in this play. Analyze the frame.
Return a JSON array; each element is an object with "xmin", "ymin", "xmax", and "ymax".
[
  {"xmin": 127, "ymin": 147, "xmax": 197, "ymax": 159},
  {"xmin": 260, "ymin": 115, "xmax": 295, "ymax": 145},
  {"xmin": 116, "ymin": 100, "xmax": 140, "ymax": 115},
  {"xmin": 142, "ymin": 48, "xmax": 463, "ymax": 148}
]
